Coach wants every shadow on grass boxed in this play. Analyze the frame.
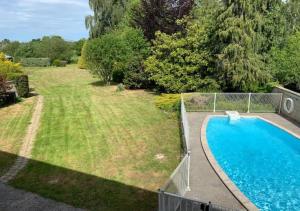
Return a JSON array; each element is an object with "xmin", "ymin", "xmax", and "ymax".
[{"xmin": 0, "ymin": 151, "xmax": 157, "ymax": 211}]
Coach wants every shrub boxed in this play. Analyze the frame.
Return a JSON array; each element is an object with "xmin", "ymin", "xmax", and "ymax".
[
  {"xmin": 155, "ymin": 94, "xmax": 181, "ymax": 111},
  {"xmin": 145, "ymin": 27, "xmax": 220, "ymax": 93},
  {"xmin": 77, "ymin": 41, "xmax": 88, "ymax": 69},
  {"xmin": 14, "ymin": 75, "xmax": 30, "ymax": 97},
  {"xmin": 0, "ymin": 52, "xmax": 22, "ymax": 79},
  {"xmin": 0, "ymin": 52, "xmax": 29, "ymax": 98},
  {"xmin": 83, "ymin": 27, "xmax": 150, "ymax": 86},
  {"xmin": 21, "ymin": 58, "xmax": 50, "ymax": 67},
  {"xmin": 53, "ymin": 59, "xmax": 67, "ymax": 67},
  {"xmin": 116, "ymin": 83, "xmax": 125, "ymax": 92},
  {"xmin": 78, "ymin": 56, "xmax": 87, "ymax": 69}
]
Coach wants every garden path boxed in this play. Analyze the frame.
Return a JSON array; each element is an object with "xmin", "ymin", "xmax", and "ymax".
[{"xmin": 0, "ymin": 95, "xmax": 43, "ymax": 183}]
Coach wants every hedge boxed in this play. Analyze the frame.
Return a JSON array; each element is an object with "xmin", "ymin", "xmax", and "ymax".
[
  {"xmin": 15, "ymin": 75, "xmax": 30, "ymax": 97},
  {"xmin": 53, "ymin": 59, "xmax": 67, "ymax": 67},
  {"xmin": 21, "ymin": 58, "xmax": 50, "ymax": 67},
  {"xmin": 7, "ymin": 73, "xmax": 30, "ymax": 97}
]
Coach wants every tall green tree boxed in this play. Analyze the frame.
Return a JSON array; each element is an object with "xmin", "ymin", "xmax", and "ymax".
[
  {"xmin": 86, "ymin": 0, "xmax": 127, "ymax": 38},
  {"xmin": 212, "ymin": 0, "xmax": 269, "ymax": 92},
  {"xmin": 285, "ymin": 0, "xmax": 300, "ymax": 33},
  {"xmin": 270, "ymin": 31, "xmax": 300, "ymax": 91},
  {"xmin": 145, "ymin": 20, "xmax": 219, "ymax": 93}
]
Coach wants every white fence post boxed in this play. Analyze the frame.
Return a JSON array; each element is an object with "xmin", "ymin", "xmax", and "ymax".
[
  {"xmin": 278, "ymin": 93, "xmax": 283, "ymax": 114},
  {"xmin": 187, "ymin": 151, "xmax": 191, "ymax": 191},
  {"xmin": 247, "ymin": 93, "xmax": 251, "ymax": 113},
  {"xmin": 213, "ymin": 93, "xmax": 217, "ymax": 112}
]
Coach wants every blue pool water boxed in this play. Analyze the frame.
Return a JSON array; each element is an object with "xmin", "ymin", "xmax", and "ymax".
[{"xmin": 206, "ymin": 117, "xmax": 300, "ymax": 210}]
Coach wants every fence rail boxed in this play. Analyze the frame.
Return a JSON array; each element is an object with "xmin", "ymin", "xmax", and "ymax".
[{"xmin": 183, "ymin": 93, "xmax": 283, "ymax": 113}]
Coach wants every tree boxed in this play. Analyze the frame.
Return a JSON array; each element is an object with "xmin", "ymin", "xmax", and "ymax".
[
  {"xmin": 211, "ymin": 0, "xmax": 270, "ymax": 92},
  {"xmin": 270, "ymin": 31, "xmax": 300, "ymax": 91},
  {"xmin": 131, "ymin": 0, "xmax": 194, "ymax": 40},
  {"xmin": 84, "ymin": 30, "xmax": 130, "ymax": 84},
  {"xmin": 2, "ymin": 41, "xmax": 20, "ymax": 57},
  {"xmin": 144, "ymin": 20, "xmax": 219, "ymax": 93},
  {"xmin": 84, "ymin": 27, "xmax": 150, "ymax": 85},
  {"xmin": 285, "ymin": 0, "xmax": 300, "ymax": 33},
  {"xmin": 38, "ymin": 36, "xmax": 72, "ymax": 62},
  {"xmin": 86, "ymin": 0, "xmax": 128, "ymax": 38}
]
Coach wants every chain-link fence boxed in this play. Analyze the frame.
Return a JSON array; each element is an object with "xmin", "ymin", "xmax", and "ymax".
[{"xmin": 183, "ymin": 93, "xmax": 283, "ymax": 113}]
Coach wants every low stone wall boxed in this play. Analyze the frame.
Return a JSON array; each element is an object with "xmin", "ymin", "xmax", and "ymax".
[{"xmin": 273, "ymin": 86, "xmax": 300, "ymax": 123}]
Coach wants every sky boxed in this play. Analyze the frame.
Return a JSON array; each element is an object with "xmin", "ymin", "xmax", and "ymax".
[{"xmin": 0, "ymin": 0, "xmax": 92, "ymax": 42}]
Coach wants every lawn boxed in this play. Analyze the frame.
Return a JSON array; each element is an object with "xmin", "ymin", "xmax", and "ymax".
[
  {"xmin": 0, "ymin": 97, "xmax": 36, "ymax": 176},
  {"xmin": 10, "ymin": 65, "xmax": 181, "ymax": 210}
]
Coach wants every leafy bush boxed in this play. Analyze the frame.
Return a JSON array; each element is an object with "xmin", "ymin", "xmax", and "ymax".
[
  {"xmin": 0, "ymin": 52, "xmax": 30, "ymax": 97},
  {"xmin": 84, "ymin": 27, "xmax": 150, "ymax": 85},
  {"xmin": 116, "ymin": 83, "xmax": 125, "ymax": 92},
  {"xmin": 0, "ymin": 52, "xmax": 22, "ymax": 79},
  {"xmin": 145, "ymin": 24, "xmax": 220, "ymax": 93},
  {"xmin": 77, "ymin": 41, "xmax": 87, "ymax": 69},
  {"xmin": 155, "ymin": 94, "xmax": 181, "ymax": 111},
  {"xmin": 78, "ymin": 56, "xmax": 87, "ymax": 69},
  {"xmin": 53, "ymin": 59, "xmax": 67, "ymax": 67},
  {"xmin": 21, "ymin": 58, "xmax": 50, "ymax": 67}
]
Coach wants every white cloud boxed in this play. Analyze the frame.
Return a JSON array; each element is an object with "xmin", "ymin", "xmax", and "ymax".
[{"xmin": 0, "ymin": 0, "xmax": 91, "ymax": 41}]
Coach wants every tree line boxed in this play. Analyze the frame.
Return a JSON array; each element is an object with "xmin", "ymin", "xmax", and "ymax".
[
  {"xmin": 0, "ymin": 36, "xmax": 86, "ymax": 65},
  {"xmin": 83, "ymin": 0, "xmax": 300, "ymax": 93}
]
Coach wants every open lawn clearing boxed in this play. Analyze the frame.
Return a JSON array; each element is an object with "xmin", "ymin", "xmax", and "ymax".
[
  {"xmin": 11, "ymin": 65, "xmax": 181, "ymax": 210},
  {"xmin": 0, "ymin": 97, "xmax": 36, "ymax": 176}
]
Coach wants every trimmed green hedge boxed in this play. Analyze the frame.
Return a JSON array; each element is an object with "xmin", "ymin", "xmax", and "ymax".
[
  {"xmin": 15, "ymin": 75, "xmax": 29, "ymax": 97},
  {"xmin": 21, "ymin": 58, "xmax": 50, "ymax": 67},
  {"xmin": 53, "ymin": 59, "xmax": 67, "ymax": 67},
  {"xmin": 7, "ymin": 73, "xmax": 29, "ymax": 97}
]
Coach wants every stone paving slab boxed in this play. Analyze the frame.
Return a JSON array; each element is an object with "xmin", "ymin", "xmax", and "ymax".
[
  {"xmin": 0, "ymin": 183, "xmax": 84, "ymax": 211},
  {"xmin": 184, "ymin": 112, "xmax": 300, "ymax": 210}
]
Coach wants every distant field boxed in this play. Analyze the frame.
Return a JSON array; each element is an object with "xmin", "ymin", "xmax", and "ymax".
[
  {"xmin": 0, "ymin": 97, "xmax": 36, "ymax": 176},
  {"xmin": 11, "ymin": 65, "xmax": 181, "ymax": 210}
]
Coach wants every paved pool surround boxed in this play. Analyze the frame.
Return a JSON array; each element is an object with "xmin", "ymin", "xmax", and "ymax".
[{"xmin": 184, "ymin": 112, "xmax": 300, "ymax": 210}]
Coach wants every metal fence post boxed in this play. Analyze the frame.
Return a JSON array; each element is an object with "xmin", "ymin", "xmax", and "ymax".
[
  {"xmin": 213, "ymin": 93, "xmax": 217, "ymax": 112},
  {"xmin": 278, "ymin": 93, "xmax": 283, "ymax": 114},
  {"xmin": 247, "ymin": 93, "xmax": 251, "ymax": 113},
  {"xmin": 187, "ymin": 151, "xmax": 191, "ymax": 191}
]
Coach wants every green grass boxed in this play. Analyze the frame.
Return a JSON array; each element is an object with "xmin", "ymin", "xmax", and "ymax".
[
  {"xmin": 11, "ymin": 65, "xmax": 181, "ymax": 211},
  {"xmin": 0, "ymin": 97, "xmax": 36, "ymax": 176}
]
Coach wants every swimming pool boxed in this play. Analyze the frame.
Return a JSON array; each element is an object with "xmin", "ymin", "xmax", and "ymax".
[{"xmin": 205, "ymin": 116, "xmax": 300, "ymax": 210}]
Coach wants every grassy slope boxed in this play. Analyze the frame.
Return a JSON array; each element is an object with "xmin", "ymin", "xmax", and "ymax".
[
  {"xmin": 11, "ymin": 65, "xmax": 181, "ymax": 211},
  {"xmin": 0, "ymin": 97, "xmax": 36, "ymax": 176}
]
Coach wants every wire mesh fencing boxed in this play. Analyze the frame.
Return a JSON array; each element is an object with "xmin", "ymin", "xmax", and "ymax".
[
  {"xmin": 181, "ymin": 95, "xmax": 190, "ymax": 152},
  {"xmin": 159, "ymin": 96, "xmax": 191, "ymax": 198},
  {"xmin": 161, "ymin": 154, "xmax": 190, "ymax": 196},
  {"xmin": 183, "ymin": 93, "xmax": 283, "ymax": 113}
]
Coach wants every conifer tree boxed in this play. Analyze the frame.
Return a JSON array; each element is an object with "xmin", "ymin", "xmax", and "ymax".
[{"xmin": 212, "ymin": 0, "xmax": 269, "ymax": 92}]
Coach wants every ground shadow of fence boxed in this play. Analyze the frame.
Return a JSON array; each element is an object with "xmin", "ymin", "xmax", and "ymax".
[{"xmin": 0, "ymin": 150, "xmax": 157, "ymax": 211}]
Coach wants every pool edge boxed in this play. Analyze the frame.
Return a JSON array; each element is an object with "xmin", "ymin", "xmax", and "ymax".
[{"xmin": 201, "ymin": 115, "xmax": 258, "ymax": 211}]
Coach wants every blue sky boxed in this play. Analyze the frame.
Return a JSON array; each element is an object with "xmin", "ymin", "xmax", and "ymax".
[{"xmin": 0, "ymin": 0, "xmax": 91, "ymax": 41}]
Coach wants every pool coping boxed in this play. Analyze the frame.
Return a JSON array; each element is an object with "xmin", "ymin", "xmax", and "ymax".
[{"xmin": 201, "ymin": 114, "xmax": 300, "ymax": 211}]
